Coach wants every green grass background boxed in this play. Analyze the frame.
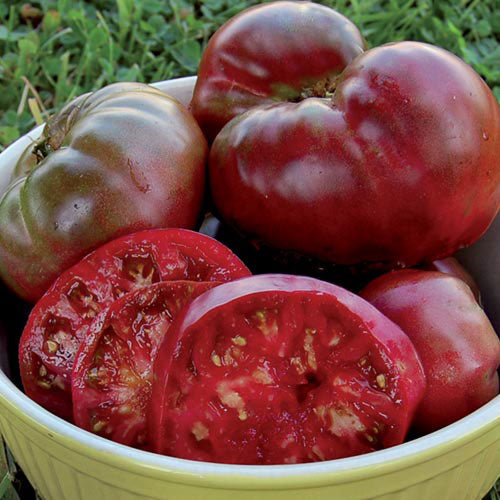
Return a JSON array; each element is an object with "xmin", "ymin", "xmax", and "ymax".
[
  {"xmin": 0, "ymin": 0, "xmax": 499, "ymax": 151},
  {"xmin": 0, "ymin": 0, "xmax": 499, "ymax": 498}
]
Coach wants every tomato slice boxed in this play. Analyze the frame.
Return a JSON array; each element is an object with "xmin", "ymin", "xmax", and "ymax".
[
  {"xmin": 150, "ymin": 274, "xmax": 426, "ymax": 464},
  {"xmin": 19, "ymin": 229, "xmax": 250, "ymax": 421},
  {"xmin": 72, "ymin": 280, "xmax": 219, "ymax": 448}
]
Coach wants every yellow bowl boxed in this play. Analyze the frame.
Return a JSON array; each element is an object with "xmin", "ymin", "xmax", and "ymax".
[{"xmin": 0, "ymin": 77, "xmax": 498, "ymax": 500}]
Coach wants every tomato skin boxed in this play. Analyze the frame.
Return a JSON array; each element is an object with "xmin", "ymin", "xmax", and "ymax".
[
  {"xmin": 361, "ymin": 269, "xmax": 500, "ymax": 434},
  {"xmin": 420, "ymin": 257, "xmax": 481, "ymax": 304},
  {"xmin": 72, "ymin": 280, "xmax": 219, "ymax": 449},
  {"xmin": 210, "ymin": 42, "xmax": 500, "ymax": 269},
  {"xmin": 150, "ymin": 274, "xmax": 426, "ymax": 464},
  {"xmin": 0, "ymin": 82, "xmax": 208, "ymax": 302},
  {"xmin": 19, "ymin": 228, "xmax": 251, "ymax": 421},
  {"xmin": 190, "ymin": 1, "xmax": 365, "ymax": 141}
]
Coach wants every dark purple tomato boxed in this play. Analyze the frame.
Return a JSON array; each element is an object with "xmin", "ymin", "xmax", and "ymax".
[{"xmin": 361, "ymin": 269, "xmax": 500, "ymax": 434}]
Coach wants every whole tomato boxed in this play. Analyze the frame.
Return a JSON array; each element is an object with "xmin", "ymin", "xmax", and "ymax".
[
  {"xmin": 361, "ymin": 269, "xmax": 500, "ymax": 434},
  {"xmin": 190, "ymin": 1, "xmax": 366, "ymax": 141},
  {"xmin": 420, "ymin": 257, "xmax": 481, "ymax": 304},
  {"xmin": 0, "ymin": 83, "xmax": 208, "ymax": 302},
  {"xmin": 208, "ymin": 40, "xmax": 500, "ymax": 269}
]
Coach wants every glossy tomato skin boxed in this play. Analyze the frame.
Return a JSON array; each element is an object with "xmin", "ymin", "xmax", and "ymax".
[
  {"xmin": 19, "ymin": 229, "xmax": 251, "ymax": 421},
  {"xmin": 420, "ymin": 257, "xmax": 481, "ymax": 304},
  {"xmin": 0, "ymin": 83, "xmax": 208, "ymax": 302},
  {"xmin": 72, "ymin": 280, "xmax": 219, "ymax": 449},
  {"xmin": 361, "ymin": 269, "xmax": 500, "ymax": 434},
  {"xmin": 151, "ymin": 274, "xmax": 426, "ymax": 464},
  {"xmin": 210, "ymin": 42, "xmax": 500, "ymax": 269},
  {"xmin": 190, "ymin": 1, "xmax": 365, "ymax": 141}
]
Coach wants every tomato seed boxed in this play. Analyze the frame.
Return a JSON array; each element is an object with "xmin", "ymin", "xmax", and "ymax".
[
  {"xmin": 252, "ymin": 368, "xmax": 273, "ymax": 384},
  {"xmin": 304, "ymin": 332, "xmax": 318, "ymax": 370},
  {"xmin": 311, "ymin": 445, "xmax": 325, "ymax": 460},
  {"xmin": 92, "ymin": 420, "xmax": 107, "ymax": 433},
  {"xmin": 46, "ymin": 340, "xmax": 59, "ymax": 353},
  {"xmin": 231, "ymin": 336, "xmax": 247, "ymax": 346},
  {"xmin": 38, "ymin": 365, "xmax": 47, "ymax": 377},
  {"xmin": 192, "ymin": 422, "xmax": 209, "ymax": 441},
  {"xmin": 118, "ymin": 405, "xmax": 132, "ymax": 415},
  {"xmin": 376, "ymin": 374, "xmax": 386, "ymax": 389},
  {"xmin": 53, "ymin": 376, "xmax": 66, "ymax": 390},
  {"xmin": 365, "ymin": 433, "xmax": 375, "ymax": 443},
  {"xmin": 211, "ymin": 353, "xmax": 222, "ymax": 366},
  {"xmin": 291, "ymin": 356, "xmax": 306, "ymax": 374}
]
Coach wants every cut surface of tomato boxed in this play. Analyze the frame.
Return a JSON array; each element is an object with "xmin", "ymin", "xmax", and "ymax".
[
  {"xmin": 19, "ymin": 229, "xmax": 250, "ymax": 421},
  {"xmin": 150, "ymin": 274, "xmax": 425, "ymax": 464},
  {"xmin": 72, "ymin": 280, "xmax": 219, "ymax": 448}
]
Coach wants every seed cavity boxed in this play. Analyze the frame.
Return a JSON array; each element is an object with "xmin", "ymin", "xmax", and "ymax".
[
  {"xmin": 122, "ymin": 254, "xmax": 160, "ymax": 288},
  {"xmin": 67, "ymin": 280, "xmax": 99, "ymax": 318}
]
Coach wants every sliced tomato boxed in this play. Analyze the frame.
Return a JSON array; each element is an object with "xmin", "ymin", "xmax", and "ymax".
[
  {"xmin": 19, "ymin": 229, "xmax": 250, "ymax": 421},
  {"xmin": 72, "ymin": 280, "xmax": 219, "ymax": 448},
  {"xmin": 150, "ymin": 274, "xmax": 426, "ymax": 464}
]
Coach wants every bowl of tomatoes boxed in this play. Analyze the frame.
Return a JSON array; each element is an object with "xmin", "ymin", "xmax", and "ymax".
[
  {"xmin": 0, "ymin": 2, "xmax": 499, "ymax": 498},
  {"xmin": 0, "ymin": 74, "xmax": 498, "ymax": 500}
]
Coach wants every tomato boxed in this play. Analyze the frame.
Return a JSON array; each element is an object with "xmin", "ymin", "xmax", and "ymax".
[
  {"xmin": 190, "ymin": 1, "xmax": 365, "ymax": 141},
  {"xmin": 19, "ymin": 229, "xmax": 251, "ymax": 421},
  {"xmin": 209, "ymin": 41, "xmax": 500, "ymax": 270},
  {"xmin": 150, "ymin": 274, "xmax": 426, "ymax": 464},
  {"xmin": 420, "ymin": 257, "xmax": 481, "ymax": 304},
  {"xmin": 360, "ymin": 269, "xmax": 500, "ymax": 434},
  {"xmin": 72, "ymin": 280, "xmax": 219, "ymax": 449},
  {"xmin": 0, "ymin": 82, "xmax": 208, "ymax": 302},
  {"xmin": 200, "ymin": 214, "xmax": 382, "ymax": 292}
]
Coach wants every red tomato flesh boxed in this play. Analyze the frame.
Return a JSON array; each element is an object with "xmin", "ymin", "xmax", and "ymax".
[
  {"xmin": 19, "ymin": 229, "xmax": 250, "ymax": 421},
  {"xmin": 150, "ymin": 274, "xmax": 426, "ymax": 464},
  {"xmin": 72, "ymin": 280, "xmax": 219, "ymax": 449}
]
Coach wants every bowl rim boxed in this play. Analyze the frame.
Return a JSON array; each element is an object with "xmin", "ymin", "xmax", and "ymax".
[
  {"xmin": 1, "ymin": 369, "xmax": 499, "ymax": 489},
  {"xmin": 0, "ymin": 75, "xmax": 498, "ymax": 491}
]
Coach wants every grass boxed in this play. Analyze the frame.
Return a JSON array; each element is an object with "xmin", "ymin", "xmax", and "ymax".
[
  {"xmin": 0, "ymin": 0, "xmax": 499, "ymax": 150},
  {"xmin": 0, "ymin": 0, "xmax": 499, "ymax": 498}
]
